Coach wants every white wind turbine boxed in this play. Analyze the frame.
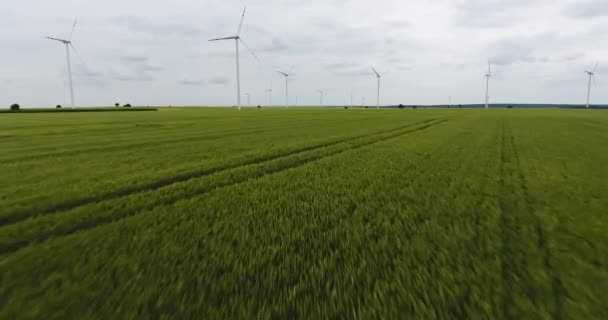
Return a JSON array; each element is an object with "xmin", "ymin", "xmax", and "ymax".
[
  {"xmin": 277, "ymin": 71, "xmax": 290, "ymax": 108},
  {"xmin": 244, "ymin": 93, "xmax": 251, "ymax": 106},
  {"xmin": 585, "ymin": 62, "xmax": 598, "ymax": 109},
  {"xmin": 267, "ymin": 78, "xmax": 273, "ymax": 106},
  {"xmin": 371, "ymin": 67, "xmax": 385, "ymax": 109},
  {"xmin": 46, "ymin": 19, "xmax": 84, "ymax": 109},
  {"xmin": 485, "ymin": 63, "xmax": 491, "ymax": 109},
  {"xmin": 209, "ymin": 7, "xmax": 259, "ymax": 110},
  {"xmin": 317, "ymin": 89, "xmax": 324, "ymax": 106}
]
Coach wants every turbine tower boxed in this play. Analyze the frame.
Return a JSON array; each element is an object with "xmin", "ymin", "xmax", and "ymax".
[
  {"xmin": 244, "ymin": 93, "xmax": 251, "ymax": 106},
  {"xmin": 46, "ymin": 19, "xmax": 82, "ymax": 109},
  {"xmin": 267, "ymin": 88, "xmax": 272, "ymax": 106},
  {"xmin": 278, "ymin": 71, "xmax": 289, "ymax": 108},
  {"xmin": 317, "ymin": 89, "xmax": 324, "ymax": 106},
  {"xmin": 485, "ymin": 63, "xmax": 491, "ymax": 109},
  {"xmin": 371, "ymin": 67, "xmax": 383, "ymax": 109},
  {"xmin": 585, "ymin": 63, "xmax": 598, "ymax": 109},
  {"xmin": 209, "ymin": 7, "xmax": 258, "ymax": 110},
  {"xmin": 267, "ymin": 78, "xmax": 273, "ymax": 106}
]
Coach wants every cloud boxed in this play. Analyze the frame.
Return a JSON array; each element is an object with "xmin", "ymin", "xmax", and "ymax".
[
  {"xmin": 325, "ymin": 62, "xmax": 372, "ymax": 77},
  {"xmin": 258, "ymin": 37, "xmax": 288, "ymax": 53},
  {"xmin": 109, "ymin": 16, "xmax": 205, "ymax": 37},
  {"xmin": 209, "ymin": 77, "xmax": 229, "ymax": 85},
  {"xmin": 487, "ymin": 34, "xmax": 556, "ymax": 66},
  {"xmin": 111, "ymin": 56, "xmax": 164, "ymax": 82},
  {"xmin": 178, "ymin": 78, "xmax": 205, "ymax": 86},
  {"xmin": 563, "ymin": 0, "xmax": 608, "ymax": 18},
  {"xmin": 453, "ymin": 0, "xmax": 545, "ymax": 27}
]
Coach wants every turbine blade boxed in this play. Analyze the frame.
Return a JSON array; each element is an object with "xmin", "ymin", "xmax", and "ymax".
[
  {"xmin": 237, "ymin": 7, "xmax": 246, "ymax": 37},
  {"xmin": 371, "ymin": 67, "xmax": 380, "ymax": 76},
  {"xmin": 70, "ymin": 19, "xmax": 78, "ymax": 41},
  {"xmin": 239, "ymin": 38, "xmax": 260, "ymax": 62},
  {"xmin": 593, "ymin": 62, "xmax": 598, "ymax": 73},
  {"xmin": 277, "ymin": 71, "xmax": 288, "ymax": 77},
  {"xmin": 46, "ymin": 36, "xmax": 68, "ymax": 43},
  {"xmin": 209, "ymin": 36, "xmax": 237, "ymax": 41},
  {"xmin": 70, "ymin": 43, "xmax": 86, "ymax": 65}
]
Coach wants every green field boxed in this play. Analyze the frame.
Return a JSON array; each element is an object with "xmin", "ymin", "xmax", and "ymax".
[{"xmin": 1, "ymin": 108, "xmax": 606, "ymax": 319}]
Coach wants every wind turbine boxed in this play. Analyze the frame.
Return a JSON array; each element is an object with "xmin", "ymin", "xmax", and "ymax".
[
  {"xmin": 267, "ymin": 88, "xmax": 272, "ymax": 106},
  {"xmin": 209, "ymin": 7, "xmax": 259, "ymax": 110},
  {"xmin": 585, "ymin": 62, "xmax": 598, "ymax": 109},
  {"xmin": 277, "ymin": 71, "xmax": 289, "ymax": 108},
  {"xmin": 46, "ymin": 19, "xmax": 83, "ymax": 109},
  {"xmin": 485, "ymin": 63, "xmax": 491, "ymax": 109},
  {"xmin": 317, "ymin": 89, "xmax": 324, "ymax": 106},
  {"xmin": 371, "ymin": 67, "xmax": 384, "ymax": 109},
  {"xmin": 267, "ymin": 78, "xmax": 273, "ymax": 106},
  {"xmin": 244, "ymin": 93, "xmax": 251, "ymax": 106}
]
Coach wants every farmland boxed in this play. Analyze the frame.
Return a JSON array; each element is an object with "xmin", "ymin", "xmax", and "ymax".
[{"xmin": 1, "ymin": 108, "xmax": 607, "ymax": 319}]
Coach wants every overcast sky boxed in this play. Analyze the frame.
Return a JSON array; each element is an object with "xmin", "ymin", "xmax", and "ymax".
[{"xmin": 1, "ymin": 0, "xmax": 607, "ymax": 107}]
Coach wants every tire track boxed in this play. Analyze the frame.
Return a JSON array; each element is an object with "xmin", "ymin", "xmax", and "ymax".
[
  {"xmin": 508, "ymin": 131, "xmax": 565, "ymax": 320},
  {"xmin": 0, "ymin": 119, "xmax": 447, "ymax": 255},
  {"xmin": 1, "ymin": 121, "xmax": 315, "ymax": 163},
  {"xmin": 498, "ymin": 119, "xmax": 519, "ymax": 318},
  {"xmin": 1, "ymin": 118, "xmax": 443, "ymax": 226}
]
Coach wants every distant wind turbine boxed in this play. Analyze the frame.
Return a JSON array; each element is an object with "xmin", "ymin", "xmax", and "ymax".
[
  {"xmin": 317, "ymin": 89, "xmax": 324, "ymax": 106},
  {"xmin": 277, "ymin": 71, "xmax": 290, "ymax": 108},
  {"xmin": 585, "ymin": 62, "xmax": 598, "ymax": 109},
  {"xmin": 46, "ymin": 19, "xmax": 84, "ymax": 109},
  {"xmin": 485, "ymin": 63, "xmax": 491, "ymax": 109},
  {"xmin": 244, "ymin": 93, "xmax": 251, "ymax": 106},
  {"xmin": 371, "ymin": 67, "xmax": 385, "ymax": 109},
  {"xmin": 267, "ymin": 88, "xmax": 272, "ymax": 106},
  {"xmin": 209, "ymin": 7, "xmax": 259, "ymax": 110},
  {"xmin": 267, "ymin": 78, "xmax": 273, "ymax": 106}
]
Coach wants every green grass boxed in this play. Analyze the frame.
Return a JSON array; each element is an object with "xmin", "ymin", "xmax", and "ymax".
[{"xmin": 1, "ymin": 108, "xmax": 606, "ymax": 319}]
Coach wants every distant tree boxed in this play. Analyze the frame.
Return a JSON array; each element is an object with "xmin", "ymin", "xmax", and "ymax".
[
  {"xmin": 344, "ymin": 106, "xmax": 348, "ymax": 109},
  {"xmin": 365, "ymin": 106, "xmax": 368, "ymax": 109},
  {"xmin": 123, "ymin": 104, "xmax": 132, "ymax": 108},
  {"xmin": 115, "ymin": 103, "xmax": 120, "ymax": 107},
  {"xmin": 10, "ymin": 103, "xmax": 20, "ymax": 111},
  {"xmin": 413, "ymin": 105, "xmax": 418, "ymax": 109},
  {"xmin": 257, "ymin": 105, "xmax": 261, "ymax": 109},
  {"xmin": 507, "ymin": 105, "xmax": 513, "ymax": 109},
  {"xmin": 399, "ymin": 104, "xmax": 405, "ymax": 109},
  {"xmin": 56, "ymin": 105, "xmax": 62, "ymax": 109},
  {"xmin": 458, "ymin": 104, "xmax": 463, "ymax": 108}
]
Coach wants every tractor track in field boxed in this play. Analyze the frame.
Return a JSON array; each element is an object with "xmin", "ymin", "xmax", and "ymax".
[
  {"xmin": 0, "ymin": 118, "xmax": 443, "ymax": 226},
  {"xmin": 1, "ymin": 121, "xmax": 318, "ymax": 163},
  {"xmin": 498, "ymin": 119, "xmax": 523, "ymax": 318},
  {"xmin": 0, "ymin": 119, "xmax": 448, "ymax": 256},
  {"xmin": 498, "ymin": 119, "xmax": 565, "ymax": 319},
  {"xmin": 507, "ymin": 128, "xmax": 566, "ymax": 320}
]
